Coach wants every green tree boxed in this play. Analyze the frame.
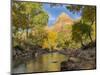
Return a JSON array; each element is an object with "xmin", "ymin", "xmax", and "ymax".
[
  {"xmin": 72, "ymin": 21, "xmax": 91, "ymax": 47},
  {"xmin": 66, "ymin": 5, "xmax": 96, "ymax": 43},
  {"xmin": 12, "ymin": 1, "xmax": 49, "ymax": 48},
  {"xmin": 12, "ymin": 1, "xmax": 48, "ymax": 38}
]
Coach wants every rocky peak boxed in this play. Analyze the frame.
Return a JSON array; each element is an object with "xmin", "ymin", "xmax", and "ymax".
[{"xmin": 54, "ymin": 12, "xmax": 74, "ymax": 32}]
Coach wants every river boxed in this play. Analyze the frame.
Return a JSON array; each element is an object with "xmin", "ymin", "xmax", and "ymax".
[{"xmin": 13, "ymin": 52, "xmax": 68, "ymax": 73}]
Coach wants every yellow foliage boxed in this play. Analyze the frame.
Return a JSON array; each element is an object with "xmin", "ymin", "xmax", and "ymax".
[
  {"xmin": 48, "ymin": 31, "xmax": 57, "ymax": 42},
  {"xmin": 42, "ymin": 39, "xmax": 49, "ymax": 49},
  {"xmin": 42, "ymin": 31, "xmax": 57, "ymax": 50}
]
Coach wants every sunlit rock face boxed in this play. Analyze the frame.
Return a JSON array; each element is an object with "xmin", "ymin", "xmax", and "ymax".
[
  {"xmin": 54, "ymin": 12, "xmax": 74, "ymax": 32},
  {"xmin": 45, "ymin": 12, "xmax": 74, "ymax": 32}
]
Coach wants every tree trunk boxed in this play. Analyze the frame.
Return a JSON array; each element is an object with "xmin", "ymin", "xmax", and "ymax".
[
  {"xmin": 80, "ymin": 38, "xmax": 85, "ymax": 47},
  {"xmin": 88, "ymin": 31, "xmax": 93, "ymax": 43},
  {"xmin": 26, "ymin": 14, "xmax": 30, "ymax": 39},
  {"xmin": 88, "ymin": 20, "xmax": 94, "ymax": 43},
  {"xmin": 26, "ymin": 25, "xmax": 29, "ymax": 39}
]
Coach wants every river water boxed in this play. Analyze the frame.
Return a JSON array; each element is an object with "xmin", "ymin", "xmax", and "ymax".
[{"xmin": 13, "ymin": 52, "xmax": 68, "ymax": 73}]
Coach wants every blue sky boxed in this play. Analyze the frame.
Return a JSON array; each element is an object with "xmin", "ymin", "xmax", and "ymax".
[{"xmin": 42, "ymin": 3, "xmax": 81, "ymax": 26}]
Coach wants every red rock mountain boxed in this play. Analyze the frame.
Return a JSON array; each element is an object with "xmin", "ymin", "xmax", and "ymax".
[
  {"xmin": 54, "ymin": 12, "xmax": 74, "ymax": 32},
  {"xmin": 45, "ymin": 12, "xmax": 74, "ymax": 32}
]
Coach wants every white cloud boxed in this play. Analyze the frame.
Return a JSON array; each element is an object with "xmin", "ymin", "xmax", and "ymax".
[{"xmin": 49, "ymin": 13, "xmax": 56, "ymax": 21}]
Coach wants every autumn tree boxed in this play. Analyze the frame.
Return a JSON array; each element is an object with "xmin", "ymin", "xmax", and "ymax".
[{"xmin": 42, "ymin": 31, "xmax": 57, "ymax": 51}]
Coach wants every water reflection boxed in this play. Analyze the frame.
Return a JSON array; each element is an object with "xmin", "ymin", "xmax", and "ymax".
[{"xmin": 13, "ymin": 52, "xmax": 68, "ymax": 73}]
